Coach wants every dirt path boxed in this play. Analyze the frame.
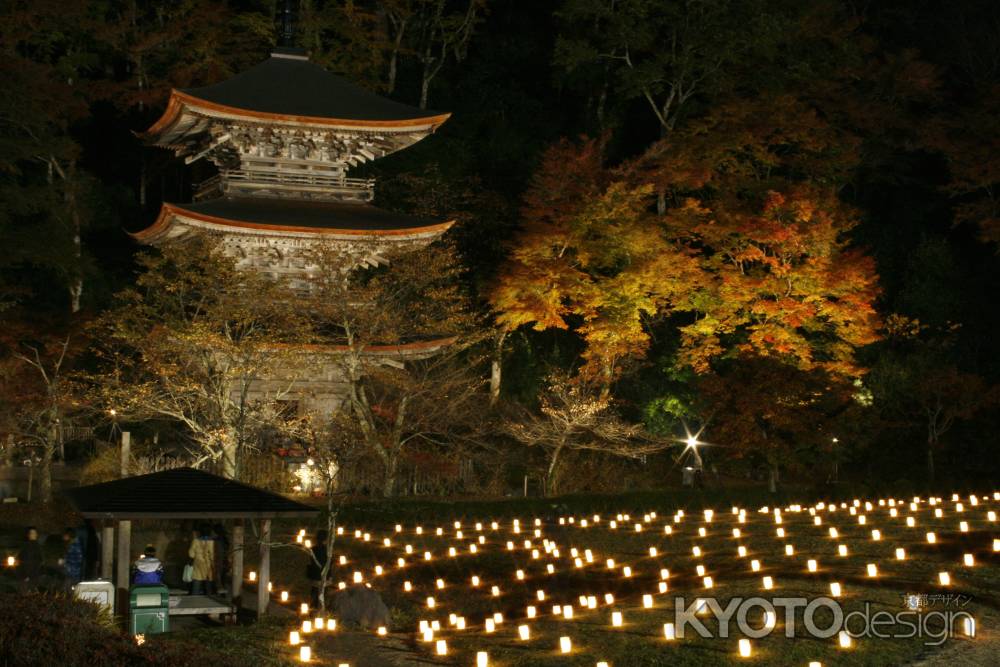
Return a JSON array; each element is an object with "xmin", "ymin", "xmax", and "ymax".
[{"xmin": 313, "ymin": 630, "xmax": 439, "ymax": 667}]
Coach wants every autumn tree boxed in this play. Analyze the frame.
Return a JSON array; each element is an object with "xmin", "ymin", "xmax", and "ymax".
[
  {"xmin": 505, "ymin": 371, "xmax": 668, "ymax": 496},
  {"xmin": 304, "ymin": 240, "xmax": 487, "ymax": 497},
  {"xmin": 0, "ymin": 321, "xmax": 87, "ymax": 502},
  {"xmin": 89, "ymin": 238, "xmax": 311, "ymax": 480},
  {"xmin": 491, "ymin": 137, "xmax": 702, "ymax": 392},
  {"xmin": 696, "ymin": 357, "xmax": 856, "ymax": 492}
]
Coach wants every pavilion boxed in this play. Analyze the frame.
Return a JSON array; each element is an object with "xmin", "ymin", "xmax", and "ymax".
[{"xmin": 65, "ymin": 467, "xmax": 318, "ymax": 620}]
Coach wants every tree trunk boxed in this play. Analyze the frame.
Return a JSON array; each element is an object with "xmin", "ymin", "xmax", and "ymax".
[
  {"xmin": 221, "ymin": 437, "xmax": 238, "ymax": 480},
  {"xmin": 419, "ymin": 69, "xmax": 431, "ymax": 109},
  {"xmin": 489, "ymin": 331, "xmax": 506, "ymax": 406},
  {"xmin": 39, "ymin": 445, "xmax": 53, "ymax": 504},
  {"xmin": 382, "ymin": 452, "xmax": 399, "ymax": 498},
  {"xmin": 767, "ymin": 463, "xmax": 779, "ymax": 493},
  {"xmin": 926, "ymin": 438, "xmax": 935, "ymax": 484},
  {"xmin": 545, "ymin": 443, "xmax": 565, "ymax": 497},
  {"xmin": 387, "ymin": 18, "xmax": 406, "ymax": 94}
]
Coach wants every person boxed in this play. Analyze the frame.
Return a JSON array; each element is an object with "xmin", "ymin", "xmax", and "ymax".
[
  {"xmin": 83, "ymin": 520, "xmax": 100, "ymax": 580},
  {"xmin": 16, "ymin": 527, "xmax": 43, "ymax": 589},
  {"xmin": 306, "ymin": 529, "xmax": 328, "ymax": 608},
  {"xmin": 187, "ymin": 524, "xmax": 215, "ymax": 595},
  {"xmin": 132, "ymin": 544, "xmax": 165, "ymax": 585},
  {"xmin": 211, "ymin": 524, "xmax": 229, "ymax": 595},
  {"xmin": 60, "ymin": 528, "xmax": 84, "ymax": 585}
]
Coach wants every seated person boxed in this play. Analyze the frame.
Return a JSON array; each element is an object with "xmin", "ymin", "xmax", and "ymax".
[{"xmin": 132, "ymin": 545, "xmax": 165, "ymax": 586}]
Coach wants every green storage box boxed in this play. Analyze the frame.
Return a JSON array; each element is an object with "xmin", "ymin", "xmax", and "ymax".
[{"xmin": 129, "ymin": 585, "xmax": 170, "ymax": 635}]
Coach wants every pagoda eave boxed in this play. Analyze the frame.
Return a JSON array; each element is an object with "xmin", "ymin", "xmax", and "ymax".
[
  {"xmin": 132, "ymin": 202, "xmax": 454, "ymax": 244},
  {"xmin": 142, "ymin": 90, "xmax": 451, "ymax": 150}
]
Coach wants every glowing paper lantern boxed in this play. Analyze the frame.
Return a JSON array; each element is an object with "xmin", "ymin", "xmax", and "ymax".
[
  {"xmin": 738, "ymin": 639, "xmax": 752, "ymax": 658},
  {"xmin": 299, "ymin": 646, "xmax": 311, "ymax": 662},
  {"xmin": 559, "ymin": 637, "xmax": 572, "ymax": 653},
  {"xmin": 927, "ymin": 532, "xmax": 937, "ymax": 543},
  {"xmin": 838, "ymin": 544, "xmax": 848, "ymax": 557},
  {"xmin": 830, "ymin": 582, "xmax": 841, "ymax": 597},
  {"xmin": 895, "ymin": 548, "xmax": 906, "ymax": 560},
  {"xmin": 866, "ymin": 564, "xmax": 878, "ymax": 577},
  {"xmin": 963, "ymin": 553, "xmax": 974, "ymax": 566},
  {"xmin": 476, "ymin": 652, "xmax": 489, "ymax": 667},
  {"xmin": 435, "ymin": 639, "xmax": 447, "ymax": 656},
  {"xmin": 280, "ymin": 591, "xmax": 289, "ymax": 602},
  {"xmin": 248, "ymin": 571, "xmax": 257, "ymax": 582},
  {"xmin": 939, "ymin": 572, "xmax": 951, "ymax": 585},
  {"xmin": 838, "ymin": 631, "xmax": 852, "ymax": 648},
  {"xmin": 518, "ymin": 624, "xmax": 530, "ymax": 640},
  {"xmin": 664, "ymin": 623, "xmax": 676, "ymax": 640},
  {"xmin": 611, "ymin": 611, "xmax": 623, "ymax": 627},
  {"xmin": 289, "ymin": 631, "xmax": 301, "ymax": 645},
  {"xmin": 643, "ymin": 594, "xmax": 654, "ymax": 608},
  {"xmin": 807, "ymin": 559, "xmax": 818, "ymax": 572},
  {"xmin": 751, "ymin": 559, "xmax": 761, "ymax": 572},
  {"xmin": 762, "ymin": 576, "xmax": 773, "ymax": 590}
]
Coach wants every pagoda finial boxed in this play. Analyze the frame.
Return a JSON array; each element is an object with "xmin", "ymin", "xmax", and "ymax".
[{"xmin": 278, "ymin": 0, "xmax": 298, "ymax": 48}]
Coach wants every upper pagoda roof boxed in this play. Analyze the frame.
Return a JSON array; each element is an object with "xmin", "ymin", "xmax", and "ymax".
[{"xmin": 143, "ymin": 49, "xmax": 450, "ymax": 148}]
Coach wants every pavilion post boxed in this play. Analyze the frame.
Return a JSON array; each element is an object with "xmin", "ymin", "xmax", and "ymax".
[
  {"xmin": 231, "ymin": 520, "xmax": 244, "ymax": 609},
  {"xmin": 101, "ymin": 522, "xmax": 114, "ymax": 580},
  {"xmin": 257, "ymin": 519, "xmax": 271, "ymax": 620},
  {"xmin": 115, "ymin": 520, "xmax": 131, "ymax": 615}
]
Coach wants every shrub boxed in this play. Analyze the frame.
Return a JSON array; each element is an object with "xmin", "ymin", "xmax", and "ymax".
[{"xmin": 0, "ymin": 592, "xmax": 248, "ymax": 667}]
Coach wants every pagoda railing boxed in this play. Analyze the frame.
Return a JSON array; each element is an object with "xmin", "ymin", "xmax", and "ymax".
[{"xmin": 194, "ymin": 170, "xmax": 376, "ymax": 202}]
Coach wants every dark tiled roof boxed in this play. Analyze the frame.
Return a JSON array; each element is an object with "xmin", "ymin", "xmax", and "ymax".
[
  {"xmin": 65, "ymin": 467, "xmax": 318, "ymax": 519},
  {"xmin": 180, "ymin": 54, "xmax": 442, "ymax": 122},
  {"xmin": 177, "ymin": 197, "xmax": 443, "ymax": 232}
]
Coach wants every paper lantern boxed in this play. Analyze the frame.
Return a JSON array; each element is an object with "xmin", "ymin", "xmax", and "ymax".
[
  {"xmin": 895, "ymin": 548, "xmax": 906, "ymax": 560},
  {"xmin": 302, "ymin": 620, "xmax": 313, "ymax": 633},
  {"xmin": 751, "ymin": 559, "xmax": 761, "ymax": 572},
  {"xmin": 289, "ymin": 631, "xmax": 300, "ymax": 645},
  {"xmin": 703, "ymin": 576, "xmax": 714, "ymax": 589},
  {"xmin": 838, "ymin": 631, "xmax": 852, "ymax": 648},
  {"xmin": 527, "ymin": 605, "xmax": 536, "ymax": 618},
  {"xmin": 426, "ymin": 597, "xmax": 435, "ymax": 608},
  {"xmin": 866, "ymin": 563, "xmax": 878, "ymax": 577},
  {"xmin": 785, "ymin": 544, "xmax": 794, "ymax": 556},
  {"xmin": 298, "ymin": 646, "xmax": 311, "ymax": 662},
  {"xmin": 871, "ymin": 530, "xmax": 881, "ymax": 541},
  {"xmin": 314, "ymin": 618, "xmax": 324, "ymax": 630},
  {"xmin": 762, "ymin": 576, "xmax": 773, "ymax": 590},
  {"xmin": 963, "ymin": 617, "xmax": 976, "ymax": 637},
  {"xmin": 300, "ymin": 603, "xmax": 309, "ymax": 615},
  {"xmin": 485, "ymin": 619, "xmax": 495, "ymax": 633},
  {"xmin": 926, "ymin": 532, "xmax": 937, "ymax": 544},
  {"xmin": 518, "ymin": 624, "xmax": 530, "ymax": 640},
  {"xmin": 403, "ymin": 581, "xmax": 412, "ymax": 592},
  {"xmin": 643, "ymin": 594, "xmax": 654, "ymax": 608},
  {"xmin": 611, "ymin": 611, "xmax": 623, "ymax": 627},
  {"xmin": 280, "ymin": 591, "xmax": 289, "ymax": 602},
  {"xmin": 248, "ymin": 571, "xmax": 256, "ymax": 582},
  {"xmin": 939, "ymin": 571, "xmax": 951, "ymax": 585},
  {"xmin": 830, "ymin": 582, "xmax": 841, "ymax": 597},
  {"xmin": 838, "ymin": 544, "xmax": 848, "ymax": 557},
  {"xmin": 738, "ymin": 639, "xmax": 752, "ymax": 658},
  {"xmin": 807, "ymin": 559, "xmax": 818, "ymax": 572},
  {"xmin": 764, "ymin": 611, "xmax": 776, "ymax": 629},
  {"xmin": 659, "ymin": 581, "xmax": 668, "ymax": 593},
  {"xmin": 963, "ymin": 553, "xmax": 974, "ymax": 566},
  {"xmin": 435, "ymin": 639, "xmax": 447, "ymax": 656},
  {"xmin": 696, "ymin": 565, "xmax": 706, "ymax": 576},
  {"xmin": 664, "ymin": 622, "xmax": 676, "ymax": 640},
  {"xmin": 563, "ymin": 605, "xmax": 574, "ymax": 619},
  {"xmin": 476, "ymin": 652, "xmax": 489, "ymax": 667},
  {"xmin": 738, "ymin": 546, "xmax": 747, "ymax": 558},
  {"xmin": 559, "ymin": 637, "xmax": 572, "ymax": 653}
]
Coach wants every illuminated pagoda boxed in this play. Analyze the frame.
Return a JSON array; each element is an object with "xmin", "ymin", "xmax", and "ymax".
[{"xmin": 136, "ymin": 47, "xmax": 454, "ymax": 416}]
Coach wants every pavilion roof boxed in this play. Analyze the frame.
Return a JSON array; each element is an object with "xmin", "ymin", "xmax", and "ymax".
[
  {"xmin": 65, "ymin": 467, "xmax": 319, "ymax": 520},
  {"xmin": 143, "ymin": 49, "xmax": 449, "ymax": 146},
  {"xmin": 132, "ymin": 198, "xmax": 454, "ymax": 243}
]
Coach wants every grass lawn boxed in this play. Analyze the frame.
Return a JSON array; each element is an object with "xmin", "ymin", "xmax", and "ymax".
[{"xmin": 244, "ymin": 487, "xmax": 999, "ymax": 666}]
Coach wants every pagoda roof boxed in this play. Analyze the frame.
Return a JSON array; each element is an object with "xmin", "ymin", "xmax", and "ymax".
[
  {"xmin": 143, "ymin": 50, "xmax": 449, "ymax": 146},
  {"xmin": 133, "ymin": 197, "xmax": 454, "ymax": 243}
]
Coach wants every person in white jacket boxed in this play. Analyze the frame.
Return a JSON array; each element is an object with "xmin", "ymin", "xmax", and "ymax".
[{"xmin": 132, "ymin": 545, "xmax": 164, "ymax": 585}]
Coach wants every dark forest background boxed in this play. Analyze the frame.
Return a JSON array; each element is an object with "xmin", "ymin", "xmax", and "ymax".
[{"xmin": 2, "ymin": 0, "xmax": 999, "ymax": 495}]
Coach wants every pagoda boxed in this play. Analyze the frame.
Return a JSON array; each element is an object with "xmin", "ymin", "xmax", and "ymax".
[{"xmin": 136, "ymin": 47, "xmax": 455, "ymax": 416}]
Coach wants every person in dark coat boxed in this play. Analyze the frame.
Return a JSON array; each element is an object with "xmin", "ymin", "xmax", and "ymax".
[
  {"xmin": 16, "ymin": 527, "xmax": 43, "ymax": 588},
  {"xmin": 211, "ymin": 524, "xmax": 228, "ymax": 595},
  {"xmin": 307, "ymin": 530, "xmax": 329, "ymax": 608}
]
